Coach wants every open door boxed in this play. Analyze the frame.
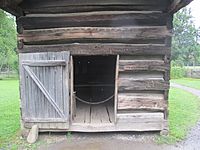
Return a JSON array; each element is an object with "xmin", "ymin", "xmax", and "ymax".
[
  {"xmin": 71, "ymin": 56, "xmax": 116, "ymax": 125},
  {"xmin": 19, "ymin": 51, "xmax": 70, "ymax": 130}
]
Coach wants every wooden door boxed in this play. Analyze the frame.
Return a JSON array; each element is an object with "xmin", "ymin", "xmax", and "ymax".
[{"xmin": 19, "ymin": 51, "xmax": 70, "ymax": 130}]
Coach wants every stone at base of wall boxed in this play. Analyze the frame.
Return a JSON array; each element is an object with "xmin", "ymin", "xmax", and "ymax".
[{"xmin": 27, "ymin": 125, "xmax": 39, "ymax": 144}]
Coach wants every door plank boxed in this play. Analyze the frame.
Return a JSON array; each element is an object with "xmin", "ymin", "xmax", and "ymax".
[{"xmin": 23, "ymin": 65, "xmax": 65, "ymax": 118}]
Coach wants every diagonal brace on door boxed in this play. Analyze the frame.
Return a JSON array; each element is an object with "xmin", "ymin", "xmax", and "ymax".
[{"xmin": 23, "ymin": 65, "xmax": 65, "ymax": 119}]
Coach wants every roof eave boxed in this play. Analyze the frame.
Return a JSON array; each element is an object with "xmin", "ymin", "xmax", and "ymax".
[
  {"xmin": 168, "ymin": 0, "xmax": 194, "ymax": 14},
  {"xmin": 0, "ymin": 0, "xmax": 23, "ymax": 17}
]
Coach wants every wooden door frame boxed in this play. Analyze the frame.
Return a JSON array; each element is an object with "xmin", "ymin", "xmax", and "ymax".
[
  {"xmin": 70, "ymin": 55, "xmax": 119, "ymax": 124},
  {"xmin": 70, "ymin": 56, "xmax": 75, "ymax": 123},
  {"xmin": 114, "ymin": 55, "xmax": 119, "ymax": 123}
]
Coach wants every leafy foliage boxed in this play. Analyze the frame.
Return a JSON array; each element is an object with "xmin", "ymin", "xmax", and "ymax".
[
  {"xmin": 172, "ymin": 8, "xmax": 200, "ymax": 66},
  {"xmin": 170, "ymin": 66, "xmax": 186, "ymax": 79},
  {"xmin": 0, "ymin": 9, "xmax": 17, "ymax": 72}
]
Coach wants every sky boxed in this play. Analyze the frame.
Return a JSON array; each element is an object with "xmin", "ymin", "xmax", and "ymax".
[{"xmin": 187, "ymin": 0, "xmax": 200, "ymax": 28}]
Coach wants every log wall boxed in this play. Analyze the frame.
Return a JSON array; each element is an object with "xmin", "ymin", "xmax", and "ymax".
[{"xmin": 17, "ymin": 0, "xmax": 172, "ymax": 131}]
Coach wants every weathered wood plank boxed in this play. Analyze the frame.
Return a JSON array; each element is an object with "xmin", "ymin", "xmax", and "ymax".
[
  {"xmin": 120, "ymin": 55, "xmax": 164, "ymax": 60},
  {"xmin": 23, "ymin": 118, "xmax": 68, "ymax": 123},
  {"xmin": 117, "ymin": 112, "xmax": 164, "ymax": 123},
  {"xmin": 107, "ymin": 105, "xmax": 115, "ymax": 123},
  {"xmin": 114, "ymin": 55, "xmax": 119, "ymax": 123},
  {"xmin": 24, "ymin": 122, "xmax": 69, "ymax": 130},
  {"xmin": 18, "ymin": 26, "xmax": 171, "ymax": 44},
  {"xmin": 62, "ymin": 51, "xmax": 70, "ymax": 128},
  {"xmin": 20, "ymin": 52, "xmax": 70, "ymax": 128},
  {"xmin": 20, "ymin": 0, "xmax": 169, "ymax": 8},
  {"xmin": 69, "ymin": 121, "xmax": 165, "ymax": 132},
  {"xmin": 119, "ymin": 72, "xmax": 164, "ymax": 81},
  {"xmin": 17, "ymin": 11, "xmax": 167, "ymax": 29},
  {"xmin": 119, "ymin": 60, "xmax": 169, "ymax": 72},
  {"xmin": 22, "ymin": 60, "xmax": 66, "ymax": 66},
  {"xmin": 91, "ymin": 105, "xmax": 102, "ymax": 124},
  {"xmin": 168, "ymin": 0, "xmax": 193, "ymax": 13},
  {"xmin": 23, "ymin": 5, "xmax": 169, "ymax": 14},
  {"xmin": 23, "ymin": 65, "xmax": 65, "ymax": 118},
  {"xmin": 0, "ymin": 0, "xmax": 23, "ymax": 16},
  {"xmin": 119, "ymin": 79, "xmax": 170, "ymax": 91},
  {"xmin": 118, "ymin": 93, "xmax": 166, "ymax": 111},
  {"xmin": 19, "ymin": 44, "xmax": 170, "ymax": 55},
  {"xmin": 70, "ymin": 56, "xmax": 75, "ymax": 121}
]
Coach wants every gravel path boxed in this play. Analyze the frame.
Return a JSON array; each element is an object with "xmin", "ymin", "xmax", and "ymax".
[
  {"xmin": 170, "ymin": 83, "xmax": 200, "ymax": 97},
  {"xmin": 171, "ymin": 82, "xmax": 200, "ymax": 150},
  {"xmin": 38, "ymin": 83, "xmax": 200, "ymax": 150}
]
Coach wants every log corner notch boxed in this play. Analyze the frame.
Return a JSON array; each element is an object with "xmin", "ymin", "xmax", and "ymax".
[
  {"xmin": 0, "ymin": 0, "xmax": 23, "ymax": 17},
  {"xmin": 168, "ymin": 0, "xmax": 194, "ymax": 14}
]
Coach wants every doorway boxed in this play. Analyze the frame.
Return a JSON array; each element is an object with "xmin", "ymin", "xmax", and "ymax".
[{"xmin": 72, "ymin": 56, "xmax": 117, "ymax": 125}]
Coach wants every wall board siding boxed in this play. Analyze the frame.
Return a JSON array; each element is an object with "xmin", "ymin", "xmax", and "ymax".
[
  {"xmin": 118, "ymin": 93, "xmax": 166, "ymax": 111},
  {"xmin": 20, "ymin": 0, "xmax": 170, "ymax": 9},
  {"xmin": 119, "ymin": 60, "xmax": 169, "ymax": 72},
  {"xmin": 17, "ymin": 6, "xmax": 171, "ymax": 131},
  {"xmin": 117, "ymin": 113, "xmax": 164, "ymax": 123},
  {"xmin": 17, "ymin": 11, "xmax": 167, "ymax": 29},
  {"xmin": 18, "ymin": 44, "xmax": 170, "ymax": 55},
  {"xmin": 117, "ymin": 54, "xmax": 169, "ymax": 127},
  {"xmin": 119, "ymin": 72, "xmax": 164, "ymax": 80},
  {"xmin": 18, "ymin": 26, "xmax": 170, "ymax": 44},
  {"xmin": 23, "ymin": 6, "xmax": 169, "ymax": 14},
  {"xmin": 119, "ymin": 79, "xmax": 169, "ymax": 91}
]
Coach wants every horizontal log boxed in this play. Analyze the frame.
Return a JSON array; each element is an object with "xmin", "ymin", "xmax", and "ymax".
[
  {"xmin": 20, "ymin": 0, "xmax": 169, "ymax": 8},
  {"xmin": 18, "ymin": 26, "xmax": 170, "ymax": 44},
  {"xmin": 119, "ymin": 79, "xmax": 170, "ymax": 91},
  {"xmin": 119, "ymin": 72, "xmax": 164, "ymax": 80},
  {"xmin": 17, "ymin": 11, "xmax": 167, "ymax": 29},
  {"xmin": 23, "ymin": 6, "xmax": 169, "ymax": 14},
  {"xmin": 116, "ymin": 112, "xmax": 165, "ymax": 131},
  {"xmin": 18, "ymin": 44, "xmax": 170, "ymax": 55},
  {"xmin": 118, "ymin": 93, "xmax": 166, "ymax": 111},
  {"xmin": 0, "ymin": 0, "xmax": 23, "ymax": 16},
  {"xmin": 168, "ymin": 0, "xmax": 193, "ymax": 13},
  {"xmin": 119, "ymin": 60, "xmax": 169, "ymax": 72},
  {"xmin": 117, "ymin": 112, "xmax": 164, "ymax": 123}
]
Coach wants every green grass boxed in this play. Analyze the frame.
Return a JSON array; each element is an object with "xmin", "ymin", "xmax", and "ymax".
[
  {"xmin": 171, "ymin": 78, "xmax": 200, "ymax": 90},
  {"xmin": 0, "ymin": 80, "xmax": 200, "ymax": 147},
  {"xmin": 157, "ymin": 88, "xmax": 200, "ymax": 144},
  {"xmin": 0, "ymin": 80, "xmax": 20, "ymax": 148}
]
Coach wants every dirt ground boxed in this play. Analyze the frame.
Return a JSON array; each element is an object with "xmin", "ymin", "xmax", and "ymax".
[
  {"xmin": 38, "ymin": 132, "xmax": 179, "ymax": 150},
  {"xmin": 37, "ymin": 123, "xmax": 200, "ymax": 150},
  {"xmin": 37, "ymin": 83, "xmax": 200, "ymax": 150}
]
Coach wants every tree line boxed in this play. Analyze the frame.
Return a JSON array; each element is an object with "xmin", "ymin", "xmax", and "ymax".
[
  {"xmin": 172, "ymin": 8, "xmax": 200, "ymax": 66},
  {"xmin": 0, "ymin": 9, "xmax": 17, "ymax": 73}
]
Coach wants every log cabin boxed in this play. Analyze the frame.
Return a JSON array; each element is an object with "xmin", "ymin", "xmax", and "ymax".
[{"xmin": 0, "ymin": 0, "xmax": 192, "ymax": 133}]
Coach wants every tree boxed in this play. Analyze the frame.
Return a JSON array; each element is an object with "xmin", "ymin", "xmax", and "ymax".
[
  {"xmin": 172, "ymin": 8, "xmax": 200, "ymax": 66},
  {"xmin": 0, "ymin": 9, "xmax": 17, "ymax": 72}
]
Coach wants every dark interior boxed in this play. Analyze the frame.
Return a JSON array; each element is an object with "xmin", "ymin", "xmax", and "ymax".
[{"xmin": 74, "ymin": 56, "xmax": 116, "ymax": 103}]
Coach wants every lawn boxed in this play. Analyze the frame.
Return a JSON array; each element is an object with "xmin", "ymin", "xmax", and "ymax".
[
  {"xmin": 0, "ymin": 80, "xmax": 200, "ymax": 147},
  {"xmin": 0, "ymin": 80, "xmax": 20, "ymax": 148},
  {"xmin": 158, "ymin": 87, "xmax": 200, "ymax": 143},
  {"xmin": 171, "ymin": 78, "xmax": 200, "ymax": 90}
]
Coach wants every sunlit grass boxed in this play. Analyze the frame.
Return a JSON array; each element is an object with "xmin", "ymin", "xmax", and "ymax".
[{"xmin": 0, "ymin": 80, "xmax": 20, "ymax": 148}]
